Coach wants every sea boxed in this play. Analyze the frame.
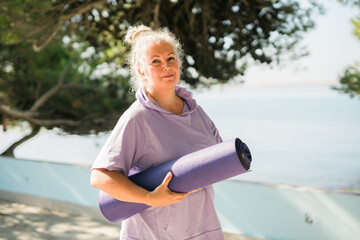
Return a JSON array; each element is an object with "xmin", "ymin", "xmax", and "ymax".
[{"xmin": 1, "ymin": 85, "xmax": 359, "ymax": 190}]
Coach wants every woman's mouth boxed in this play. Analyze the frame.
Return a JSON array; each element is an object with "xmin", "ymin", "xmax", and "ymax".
[{"xmin": 162, "ymin": 74, "xmax": 174, "ymax": 78}]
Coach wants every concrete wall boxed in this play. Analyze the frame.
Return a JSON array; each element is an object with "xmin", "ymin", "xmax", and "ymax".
[
  {"xmin": 1, "ymin": 156, "xmax": 359, "ymax": 239},
  {"xmin": 214, "ymin": 180, "xmax": 360, "ymax": 240},
  {"xmin": 0, "ymin": 156, "xmax": 104, "ymax": 220},
  {"xmin": 0, "ymin": 157, "xmax": 97, "ymax": 206}
]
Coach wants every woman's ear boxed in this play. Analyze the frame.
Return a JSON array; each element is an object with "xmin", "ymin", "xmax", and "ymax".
[{"xmin": 138, "ymin": 68, "xmax": 145, "ymax": 77}]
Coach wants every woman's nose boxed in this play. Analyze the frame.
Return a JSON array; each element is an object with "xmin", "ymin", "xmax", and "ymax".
[{"xmin": 162, "ymin": 60, "xmax": 173, "ymax": 70}]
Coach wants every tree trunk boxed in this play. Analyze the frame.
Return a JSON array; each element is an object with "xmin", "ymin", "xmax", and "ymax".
[{"xmin": 1, "ymin": 125, "xmax": 41, "ymax": 157}]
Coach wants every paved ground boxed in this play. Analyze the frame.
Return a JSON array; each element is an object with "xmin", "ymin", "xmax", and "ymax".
[{"xmin": 0, "ymin": 200, "xmax": 265, "ymax": 240}]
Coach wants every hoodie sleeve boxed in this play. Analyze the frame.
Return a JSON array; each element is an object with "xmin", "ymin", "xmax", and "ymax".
[{"xmin": 91, "ymin": 107, "xmax": 146, "ymax": 176}]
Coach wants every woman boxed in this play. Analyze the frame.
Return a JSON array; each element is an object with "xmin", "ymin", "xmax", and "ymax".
[{"xmin": 90, "ymin": 24, "xmax": 224, "ymax": 240}]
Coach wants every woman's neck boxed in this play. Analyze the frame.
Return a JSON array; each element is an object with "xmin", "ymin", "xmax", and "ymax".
[{"xmin": 146, "ymin": 87, "xmax": 184, "ymax": 115}]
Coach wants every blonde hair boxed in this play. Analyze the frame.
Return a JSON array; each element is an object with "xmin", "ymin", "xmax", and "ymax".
[{"xmin": 124, "ymin": 24, "xmax": 184, "ymax": 92}]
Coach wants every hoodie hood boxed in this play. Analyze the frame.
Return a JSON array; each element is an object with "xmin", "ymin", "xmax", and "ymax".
[{"xmin": 136, "ymin": 85, "xmax": 197, "ymax": 115}]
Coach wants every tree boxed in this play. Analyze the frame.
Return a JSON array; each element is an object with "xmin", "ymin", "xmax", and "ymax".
[
  {"xmin": 0, "ymin": 40, "xmax": 134, "ymax": 157},
  {"xmin": 0, "ymin": 0, "xmax": 322, "ymax": 156},
  {"xmin": 333, "ymin": 0, "xmax": 360, "ymax": 98},
  {"xmin": 1, "ymin": 0, "xmax": 322, "ymax": 85}
]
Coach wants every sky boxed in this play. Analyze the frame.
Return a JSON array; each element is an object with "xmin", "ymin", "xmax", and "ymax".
[{"xmin": 243, "ymin": 0, "xmax": 360, "ymax": 87}]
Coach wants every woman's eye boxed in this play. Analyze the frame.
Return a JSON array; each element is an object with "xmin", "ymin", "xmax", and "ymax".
[
  {"xmin": 152, "ymin": 59, "xmax": 160, "ymax": 64},
  {"xmin": 168, "ymin": 57, "xmax": 175, "ymax": 61}
]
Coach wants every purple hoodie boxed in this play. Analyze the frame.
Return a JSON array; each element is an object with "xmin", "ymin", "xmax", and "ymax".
[{"xmin": 92, "ymin": 86, "xmax": 224, "ymax": 240}]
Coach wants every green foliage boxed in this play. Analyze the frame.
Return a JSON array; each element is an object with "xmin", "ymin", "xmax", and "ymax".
[
  {"xmin": 0, "ymin": 0, "xmax": 51, "ymax": 43},
  {"xmin": 1, "ymin": 0, "xmax": 322, "ymax": 86},
  {"xmin": 339, "ymin": 0, "xmax": 360, "ymax": 39},
  {"xmin": 333, "ymin": 63, "xmax": 360, "ymax": 98},
  {"xmin": 335, "ymin": 0, "xmax": 360, "ymax": 98},
  {"xmin": 0, "ymin": 40, "xmax": 134, "ymax": 135},
  {"xmin": 352, "ymin": 15, "xmax": 360, "ymax": 40}
]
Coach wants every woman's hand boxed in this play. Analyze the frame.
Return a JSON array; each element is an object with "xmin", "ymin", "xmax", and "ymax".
[
  {"xmin": 145, "ymin": 172, "xmax": 193, "ymax": 207},
  {"xmin": 91, "ymin": 169, "xmax": 200, "ymax": 207}
]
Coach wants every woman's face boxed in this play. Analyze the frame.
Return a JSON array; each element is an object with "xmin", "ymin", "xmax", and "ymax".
[{"xmin": 139, "ymin": 41, "xmax": 180, "ymax": 93}]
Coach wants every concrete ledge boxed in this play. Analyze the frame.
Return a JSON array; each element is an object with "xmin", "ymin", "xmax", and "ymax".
[{"xmin": 2, "ymin": 156, "xmax": 360, "ymax": 239}]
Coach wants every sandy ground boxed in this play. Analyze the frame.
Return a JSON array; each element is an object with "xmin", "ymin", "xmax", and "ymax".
[{"xmin": 0, "ymin": 200, "xmax": 265, "ymax": 240}]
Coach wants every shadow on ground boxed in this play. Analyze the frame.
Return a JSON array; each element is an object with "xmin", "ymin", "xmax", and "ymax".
[
  {"xmin": 0, "ymin": 200, "xmax": 264, "ymax": 240},
  {"xmin": 0, "ymin": 200, "xmax": 120, "ymax": 240}
]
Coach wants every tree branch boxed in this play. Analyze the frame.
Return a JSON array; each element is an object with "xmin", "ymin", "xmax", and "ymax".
[
  {"xmin": 30, "ymin": 60, "xmax": 73, "ymax": 112},
  {"xmin": 27, "ymin": 118, "xmax": 81, "ymax": 127},
  {"xmin": 0, "ymin": 58, "xmax": 102, "ymax": 129},
  {"xmin": 1, "ymin": 125, "xmax": 41, "ymax": 157},
  {"xmin": 151, "ymin": 0, "xmax": 162, "ymax": 28},
  {"xmin": 0, "ymin": 103, "xmax": 82, "ymax": 127},
  {"xmin": 33, "ymin": 0, "xmax": 107, "ymax": 52},
  {"xmin": 0, "ymin": 104, "xmax": 38, "ymax": 119}
]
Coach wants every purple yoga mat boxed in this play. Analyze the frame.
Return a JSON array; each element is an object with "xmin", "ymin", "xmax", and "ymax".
[{"xmin": 98, "ymin": 138, "xmax": 252, "ymax": 222}]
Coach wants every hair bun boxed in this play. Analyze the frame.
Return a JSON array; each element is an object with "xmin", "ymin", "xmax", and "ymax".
[{"xmin": 124, "ymin": 25, "xmax": 152, "ymax": 44}]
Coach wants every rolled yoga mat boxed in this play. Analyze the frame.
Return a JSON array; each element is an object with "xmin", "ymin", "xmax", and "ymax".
[{"xmin": 98, "ymin": 138, "xmax": 252, "ymax": 222}]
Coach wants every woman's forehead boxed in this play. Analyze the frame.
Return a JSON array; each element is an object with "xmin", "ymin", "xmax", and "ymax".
[{"xmin": 146, "ymin": 41, "xmax": 175, "ymax": 57}]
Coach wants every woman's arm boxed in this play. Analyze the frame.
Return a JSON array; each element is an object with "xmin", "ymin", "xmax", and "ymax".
[{"xmin": 90, "ymin": 168, "xmax": 189, "ymax": 207}]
